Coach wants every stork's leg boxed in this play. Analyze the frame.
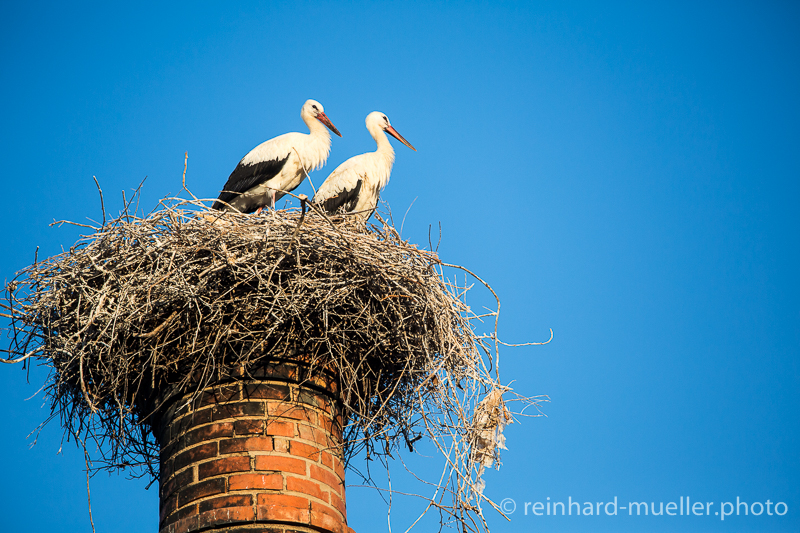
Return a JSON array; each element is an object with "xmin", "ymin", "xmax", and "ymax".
[{"xmin": 254, "ymin": 206, "xmax": 263, "ymax": 215}]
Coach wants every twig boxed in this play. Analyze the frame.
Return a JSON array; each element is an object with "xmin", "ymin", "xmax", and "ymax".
[
  {"xmin": 181, "ymin": 151, "xmax": 199, "ymax": 201},
  {"xmin": 92, "ymin": 176, "xmax": 106, "ymax": 227},
  {"xmin": 293, "ymin": 147, "xmax": 317, "ymax": 197},
  {"xmin": 497, "ymin": 328, "xmax": 553, "ymax": 346},
  {"xmin": 84, "ymin": 448, "xmax": 97, "ymax": 533},
  {"xmin": 0, "ymin": 347, "xmax": 42, "ymax": 364},
  {"xmin": 290, "ymin": 195, "xmax": 308, "ymax": 244},
  {"xmin": 400, "ymin": 196, "xmax": 417, "ymax": 238},
  {"xmin": 137, "ymin": 311, "xmax": 178, "ymax": 338}
]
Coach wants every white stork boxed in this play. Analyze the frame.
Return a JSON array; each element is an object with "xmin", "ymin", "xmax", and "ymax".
[
  {"xmin": 213, "ymin": 99, "xmax": 342, "ymax": 213},
  {"xmin": 313, "ymin": 111, "xmax": 415, "ymax": 219}
]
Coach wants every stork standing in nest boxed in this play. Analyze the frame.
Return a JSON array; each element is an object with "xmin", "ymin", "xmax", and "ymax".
[
  {"xmin": 213, "ymin": 99, "xmax": 342, "ymax": 214},
  {"xmin": 313, "ymin": 111, "xmax": 415, "ymax": 220}
]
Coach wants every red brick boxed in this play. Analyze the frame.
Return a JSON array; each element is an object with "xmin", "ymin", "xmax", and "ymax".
[
  {"xmin": 234, "ymin": 419, "xmax": 264, "ymax": 436},
  {"xmin": 306, "ymin": 374, "xmax": 338, "ymax": 394},
  {"xmin": 198, "ymin": 494, "xmax": 252, "ymax": 513},
  {"xmin": 161, "ymin": 466, "xmax": 194, "ymax": 500},
  {"xmin": 192, "ymin": 407, "xmax": 213, "ymax": 426},
  {"xmin": 196, "ymin": 385, "xmax": 240, "ymax": 407},
  {"xmin": 197, "ymin": 505, "xmax": 256, "ymax": 528},
  {"xmin": 170, "ymin": 511, "xmax": 199, "ymax": 533},
  {"xmin": 273, "ymin": 438, "xmax": 290, "ymax": 453},
  {"xmin": 219, "ymin": 436, "xmax": 273, "ymax": 454},
  {"xmin": 315, "ymin": 429, "xmax": 334, "ymax": 447},
  {"xmin": 257, "ymin": 492, "xmax": 310, "ymax": 509},
  {"xmin": 257, "ymin": 494, "xmax": 310, "ymax": 523},
  {"xmin": 178, "ymin": 477, "xmax": 226, "ymax": 507},
  {"xmin": 310, "ymin": 501, "xmax": 345, "ymax": 533},
  {"xmin": 174, "ymin": 502, "xmax": 200, "ymax": 522},
  {"xmin": 174, "ymin": 442, "xmax": 218, "ymax": 472},
  {"xmin": 159, "ymin": 494, "xmax": 177, "ymax": 526},
  {"xmin": 319, "ymin": 414, "xmax": 343, "ymax": 438},
  {"xmin": 297, "ymin": 424, "xmax": 312, "ymax": 442},
  {"xmin": 332, "ymin": 457, "xmax": 345, "ymax": 481},
  {"xmin": 228, "ymin": 473, "xmax": 282, "ymax": 491},
  {"xmin": 184, "ymin": 422, "xmax": 234, "ymax": 447},
  {"xmin": 266, "ymin": 403, "xmax": 317, "ymax": 425},
  {"xmin": 318, "ymin": 396, "xmax": 332, "ymax": 414},
  {"xmin": 320, "ymin": 451, "xmax": 334, "ymax": 470},
  {"xmin": 250, "ymin": 363, "xmax": 298, "ymax": 381},
  {"xmin": 161, "ymin": 459, "xmax": 174, "ymax": 484},
  {"xmin": 160, "ymin": 439, "xmax": 181, "ymax": 463},
  {"xmin": 296, "ymin": 389, "xmax": 324, "ymax": 408},
  {"xmin": 287, "ymin": 476, "xmax": 328, "ymax": 502},
  {"xmin": 264, "ymin": 420, "xmax": 296, "ymax": 437},
  {"xmin": 254, "ymin": 455, "xmax": 307, "ymax": 476},
  {"xmin": 212, "ymin": 401, "xmax": 264, "ymax": 421},
  {"xmin": 330, "ymin": 490, "xmax": 347, "ymax": 518},
  {"xmin": 257, "ymin": 505, "xmax": 310, "ymax": 524},
  {"xmin": 198, "ymin": 456, "xmax": 251, "ymax": 480},
  {"xmin": 244, "ymin": 383, "xmax": 291, "ymax": 401},
  {"xmin": 290, "ymin": 441, "xmax": 321, "ymax": 461},
  {"xmin": 310, "ymin": 464, "xmax": 343, "ymax": 493}
]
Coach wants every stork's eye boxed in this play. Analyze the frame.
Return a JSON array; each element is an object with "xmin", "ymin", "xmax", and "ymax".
[{"xmin": 312, "ymin": 105, "xmax": 319, "ymax": 111}]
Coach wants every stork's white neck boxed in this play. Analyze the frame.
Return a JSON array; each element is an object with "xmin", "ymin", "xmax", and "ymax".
[
  {"xmin": 365, "ymin": 126, "xmax": 395, "ymax": 192},
  {"xmin": 370, "ymin": 125, "xmax": 396, "ymax": 166},
  {"xmin": 303, "ymin": 112, "xmax": 331, "ymax": 141},
  {"xmin": 297, "ymin": 112, "xmax": 332, "ymax": 171}
]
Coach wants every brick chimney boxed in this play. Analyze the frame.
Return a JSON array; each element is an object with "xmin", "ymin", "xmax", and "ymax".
[{"xmin": 156, "ymin": 361, "xmax": 352, "ymax": 533}]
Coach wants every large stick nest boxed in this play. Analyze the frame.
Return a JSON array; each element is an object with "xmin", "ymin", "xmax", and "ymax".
[{"xmin": 2, "ymin": 197, "xmax": 546, "ymax": 532}]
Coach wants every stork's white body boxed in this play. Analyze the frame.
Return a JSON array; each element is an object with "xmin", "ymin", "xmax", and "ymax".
[
  {"xmin": 313, "ymin": 112, "xmax": 415, "ymax": 219},
  {"xmin": 213, "ymin": 100, "xmax": 341, "ymax": 213},
  {"xmin": 314, "ymin": 140, "xmax": 395, "ymax": 216},
  {"xmin": 236, "ymin": 127, "xmax": 332, "ymax": 202}
]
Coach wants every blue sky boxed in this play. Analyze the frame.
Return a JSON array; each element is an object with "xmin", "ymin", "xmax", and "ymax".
[{"xmin": 1, "ymin": 1, "xmax": 798, "ymax": 532}]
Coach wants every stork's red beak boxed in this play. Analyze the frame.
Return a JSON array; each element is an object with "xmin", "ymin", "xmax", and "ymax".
[
  {"xmin": 385, "ymin": 125, "xmax": 416, "ymax": 151},
  {"xmin": 317, "ymin": 112, "xmax": 342, "ymax": 137}
]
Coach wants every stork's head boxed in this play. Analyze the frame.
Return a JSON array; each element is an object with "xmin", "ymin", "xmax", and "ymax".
[
  {"xmin": 366, "ymin": 111, "xmax": 416, "ymax": 151},
  {"xmin": 303, "ymin": 99, "xmax": 342, "ymax": 137}
]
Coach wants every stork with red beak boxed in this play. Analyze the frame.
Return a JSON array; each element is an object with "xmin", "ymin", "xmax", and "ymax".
[
  {"xmin": 213, "ymin": 99, "xmax": 341, "ymax": 213},
  {"xmin": 313, "ymin": 111, "xmax": 415, "ymax": 219}
]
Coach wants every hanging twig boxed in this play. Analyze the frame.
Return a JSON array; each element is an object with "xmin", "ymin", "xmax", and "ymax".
[{"xmin": 84, "ymin": 448, "xmax": 97, "ymax": 533}]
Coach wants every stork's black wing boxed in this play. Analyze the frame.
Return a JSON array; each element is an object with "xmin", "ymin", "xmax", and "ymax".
[
  {"xmin": 319, "ymin": 179, "xmax": 362, "ymax": 214},
  {"xmin": 212, "ymin": 154, "xmax": 290, "ymax": 210}
]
